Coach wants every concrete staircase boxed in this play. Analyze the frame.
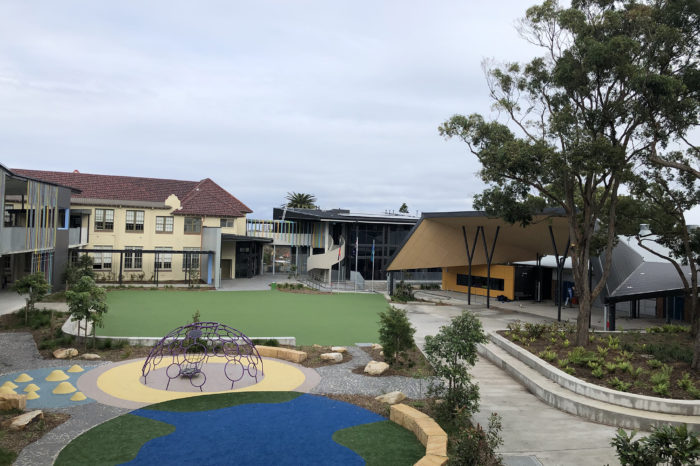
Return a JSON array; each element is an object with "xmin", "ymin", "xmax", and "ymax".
[
  {"xmin": 306, "ymin": 237, "xmax": 345, "ymax": 277},
  {"xmin": 478, "ymin": 334, "xmax": 700, "ymax": 432}
]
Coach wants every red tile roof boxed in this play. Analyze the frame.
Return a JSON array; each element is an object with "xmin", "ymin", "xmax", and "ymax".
[{"xmin": 12, "ymin": 169, "xmax": 252, "ymax": 217}]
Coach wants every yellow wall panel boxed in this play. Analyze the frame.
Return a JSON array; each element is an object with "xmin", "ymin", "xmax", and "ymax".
[{"xmin": 442, "ymin": 265, "xmax": 516, "ymax": 300}]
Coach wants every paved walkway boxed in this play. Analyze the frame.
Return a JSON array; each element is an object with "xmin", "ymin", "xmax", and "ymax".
[
  {"xmin": 399, "ymin": 301, "xmax": 623, "ymax": 466},
  {"xmin": 217, "ymin": 274, "xmax": 291, "ymax": 291}
]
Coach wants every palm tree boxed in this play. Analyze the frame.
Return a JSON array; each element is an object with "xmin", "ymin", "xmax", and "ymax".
[{"xmin": 285, "ymin": 192, "xmax": 317, "ymax": 209}]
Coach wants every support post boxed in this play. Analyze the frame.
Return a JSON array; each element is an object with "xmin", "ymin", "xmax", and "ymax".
[
  {"xmin": 155, "ymin": 252, "xmax": 159, "ymax": 288},
  {"xmin": 461, "ymin": 226, "xmax": 480, "ymax": 306},
  {"xmin": 118, "ymin": 252, "xmax": 123, "ymax": 287},
  {"xmin": 609, "ymin": 302, "xmax": 616, "ymax": 331},
  {"xmin": 549, "ymin": 226, "xmax": 570, "ymax": 322},
  {"xmin": 480, "ymin": 226, "xmax": 500, "ymax": 309}
]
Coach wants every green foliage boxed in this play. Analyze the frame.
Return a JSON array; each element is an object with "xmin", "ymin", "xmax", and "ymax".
[
  {"xmin": 677, "ymin": 373, "xmax": 700, "ymax": 399},
  {"xmin": 608, "ymin": 377, "xmax": 632, "ymax": 392},
  {"xmin": 378, "ymin": 306, "xmax": 416, "ymax": 364},
  {"xmin": 13, "ymin": 272, "xmax": 51, "ymax": 324},
  {"xmin": 65, "ymin": 276, "xmax": 108, "ymax": 346},
  {"xmin": 567, "ymin": 346, "xmax": 597, "ymax": 367},
  {"xmin": 62, "ymin": 254, "xmax": 94, "ymax": 289},
  {"xmin": 647, "ymin": 359, "xmax": 663, "ymax": 369},
  {"xmin": 537, "ymin": 350, "xmax": 557, "ymax": 362},
  {"xmin": 648, "ymin": 324, "xmax": 691, "ymax": 334},
  {"xmin": 606, "ymin": 335, "xmax": 620, "ymax": 350},
  {"xmin": 285, "ymin": 192, "xmax": 317, "ymax": 209},
  {"xmin": 612, "ymin": 425, "xmax": 700, "ymax": 466},
  {"xmin": 591, "ymin": 366, "xmax": 604, "ymax": 379},
  {"xmin": 643, "ymin": 342, "xmax": 693, "ymax": 364},
  {"xmin": 448, "ymin": 413, "xmax": 503, "ymax": 466},
  {"xmin": 424, "ymin": 311, "xmax": 486, "ymax": 424},
  {"xmin": 391, "ymin": 281, "xmax": 414, "ymax": 303},
  {"xmin": 398, "ymin": 203, "xmax": 409, "ymax": 214}
]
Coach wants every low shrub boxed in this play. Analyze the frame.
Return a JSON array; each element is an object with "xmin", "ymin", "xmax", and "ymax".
[
  {"xmin": 391, "ymin": 281, "xmax": 415, "ymax": 303},
  {"xmin": 448, "ymin": 413, "xmax": 503, "ymax": 466},
  {"xmin": 611, "ymin": 424, "xmax": 700, "ymax": 466},
  {"xmin": 378, "ymin": 306, "xmax": 416, "ymax": 364}
]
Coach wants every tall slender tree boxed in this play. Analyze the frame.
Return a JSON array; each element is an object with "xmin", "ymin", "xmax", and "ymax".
[{"xmin": 440, "ymin": 0, "xmax": 699, "ymax": 346}]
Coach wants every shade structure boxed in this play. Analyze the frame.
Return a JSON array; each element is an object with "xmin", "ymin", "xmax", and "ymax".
[{"xmin": 387, "ymin": 210, "xmax": 571, "ymax": 271}]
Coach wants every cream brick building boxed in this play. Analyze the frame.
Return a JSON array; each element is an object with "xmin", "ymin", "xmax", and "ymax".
[{"xmin": 13, "ymin": 169, "xmax": 267, "ymax": 287}]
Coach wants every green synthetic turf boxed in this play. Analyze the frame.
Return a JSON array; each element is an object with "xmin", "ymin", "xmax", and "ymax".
[
  {"xmin": 333, "ymin": 420, "xmax": 426, "ymax": 465},
  {"xmin": 143, "ymin": 391, "xmax": 301, "ymax": 412},
  {"xmin": 54, "ymin": 414, "xmax": 175, "ymax": 466},
  {"xmin": 99, "ymin": 289, "xmax": 385, "ymax": 345}
]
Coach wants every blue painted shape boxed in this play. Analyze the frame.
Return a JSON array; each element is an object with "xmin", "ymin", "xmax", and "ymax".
[
  {"xmin": 124, "ymin": 394, "xmax": 385, "ymax": 466},
  {"xmin": 0, "ymin": 367, "xmax": 94, "ymax": 409}
]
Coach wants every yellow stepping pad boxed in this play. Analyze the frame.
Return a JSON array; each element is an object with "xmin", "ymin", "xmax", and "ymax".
[
  {"xmin": 67, "ymin": 365, "xmax": 84, "ymax": 373},
  {"xmin": 25, "ymin": 391, "xmax": 40, "ymax": 400},
  {"xmin": 70, "ymin": 392, "xmax": 87, "ymax": 401},
  {"xmin": 46, "ymin": 370, "xmax": 69, "ymax": 382},
  {"xmin": 53, "ymin": 382, "xmax": 77, "ymax": 395},
  {"xmin": 1, "ymin": 381, "xmax": 18, "ymax": 389},
  {"xmin": 0, "ymin": 386, "xmax": 16, "ymax": 395},
  {"xmin": 23, "ymin": 383, "xmax": 40, "ymax": 393},
  {"xmin": 14, "ymin": 373, "xmax": 32, "ymax": 383}
]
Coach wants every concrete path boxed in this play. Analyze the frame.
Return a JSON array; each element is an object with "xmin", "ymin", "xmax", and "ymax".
[
  {"xmin": 217, "ymin": 274, "xmax": 291, "ymax": 291},
  {"xmin": 400, "ymin": 302, "xmax": 620, "ymax": 466},
  {"xmin": 0, "ymin": 289, "xmax": 25, "ymax": 316}
]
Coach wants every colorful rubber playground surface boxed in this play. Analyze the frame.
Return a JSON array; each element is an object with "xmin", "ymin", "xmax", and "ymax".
[
  {"xmin": 100, "ymin": 290, "xmax": 385, "ymax": 346},
  {"xmin": 55, "ymin": 392, "xmax": 424, "ymax": 465}
]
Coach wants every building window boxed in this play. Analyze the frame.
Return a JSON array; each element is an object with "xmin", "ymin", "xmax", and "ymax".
[
  {"xmin": 155, "ymin": 247, "xmax": 172, "ymax": 270},
  {"xmin": 456, "ymin": 274, "xmax": 504, "ymax": 291},
  {"xmin": 125, "ymin": 210, "xmax": 145, "ymax": 232},
  {"xmin": 183, "ymin": 247, "xmax": 200, "ymax": 270},
  {"xmin": 95, "ymin": 209, "xmax": 114, "ymax": 231},
  {"xmin": 184, "ymin": 217, "xmax": 202, "ymax": 234},
  {"xmin": 220, "ymin": 218, "xmax": 235, "ymax": 228},
  {"xmin": 92, "ymin": 246, "xmax": 112, "ymax": 270},
  {"xmin": 155, "ymin": 216, "xmax": 173, "ymax": 233},
  {"xmin": 124, "ymin": 247, "xmax": 143, "ymax": 269},
  {"xmin": 3, "ymin": 204, "xmax": 13, "ymax": 227}
]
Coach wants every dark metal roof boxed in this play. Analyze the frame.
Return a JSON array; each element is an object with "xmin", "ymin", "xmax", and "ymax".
[
  {"xmin": 605, "ymin": 261, "xmax": 694, "ymax": 303},
  {"xmin": 221, "ymin": 234, "xmax": 273, "ymax": 243},
  {"xmin": 272, "ymin": 207, "xmax": 419, "ymax": 224}
]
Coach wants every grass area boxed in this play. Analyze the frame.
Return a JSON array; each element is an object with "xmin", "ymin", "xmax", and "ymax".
[
  {"xmin": 100, "ymin": 289, "xmax": 386, "ymax": 346},
  {"xmin": 333, "ymin": 420, "xmax": 425, "ymax": 465},
  {"xmin": 54, "ymin": 414, "xmax": 174, "ymax": 466}
]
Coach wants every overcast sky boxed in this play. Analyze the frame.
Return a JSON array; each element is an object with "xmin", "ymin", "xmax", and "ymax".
[{"xmin": 1, "ymin": 1, "xmax": 698, "ymax": 223}]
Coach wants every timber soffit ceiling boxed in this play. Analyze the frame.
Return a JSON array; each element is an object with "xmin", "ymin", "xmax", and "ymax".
[{"xmin": 387, "ymin": 210, "xmax": 571, "ymax": 271}]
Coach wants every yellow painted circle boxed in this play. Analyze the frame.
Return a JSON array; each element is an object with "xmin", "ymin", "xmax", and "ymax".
[{"xmin": 96, "ymin": 357, "xmax": 307, "ymax": 404}]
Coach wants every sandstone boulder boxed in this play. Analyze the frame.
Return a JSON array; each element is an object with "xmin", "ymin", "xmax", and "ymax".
[
  {"xmin": 375, "ymin": 391, "xmax": 406, "ymax": 405},
  {"xmin": 0, "ymin": 393, "xmax": 26, "ymax": 411},
  {"xmin": 53, "ymin": 348, "xmax": 79, "ymax": 359},
  {"xmin": 320, "ymin": 352, "xmax": 343, "ymax": 363},
  {"xmin": 7, "ymin": 410, "xmax": 43, "ymax": 431},
  {"xmin": 364, "ymin": 360, "xmax": 389, "ymax": 375},
  {"xmin": 330, "ymin": 346, "xmax": 347, "ymax": 353},
  {"xmin": 81, "ymin": 353, "xmax": 102, "ymax": 360},
  {"xmin": 371, "ymin": 343, "xmax": 383, "ymax": 351}
]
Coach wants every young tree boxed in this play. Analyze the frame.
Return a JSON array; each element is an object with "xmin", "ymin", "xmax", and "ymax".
[
  {"xmin": 378, "ymin": 306, "xmax": 416, "ymax": 364},
  {"xmin": 13, "ymin": 272, "xmax": 51, "ymax": 325},
  {"xmin": 440, "ymin": 0, "xmax": 699, "ymax": 347},
  {"xmin": 424, "ymin": 311, "xmax": 486, "ymax": 425},
  {"xmin": 285, "ymin": 192, "xmax": 317, "ymax": 209},
  {"xmin": 66, "ymin": 275, "xmax": 108, "ymax": 349},
  {"xmin": 62, "ymin": 254, "xmax": 95, "ymax": 290},
  {"xmin": 399, "ymin": 203, "xmax": 409, "ymax": 214}
]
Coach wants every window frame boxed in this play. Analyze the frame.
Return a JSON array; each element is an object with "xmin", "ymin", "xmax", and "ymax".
[
  {"xmin": 182, "ymin": 247, "xmax": 201, "ymax": 271},
  {"xmin": 220, "ymin": 218, "xmax": 235, "ymax": 228},
  {"xmin": 124, "ymin": 246, "xmax": 143, "ymax": 270},
  {"xmin": 125, "ymin": 210, "xmax": 145, "ymax": 232},
  {"xmin": 155, "ymin": 216, "xmax": 174, "ymax": 233},
  {"xmin": 92, "ymin": 246, "xmax": 112, "ymax": 270},
  {"xmin": 184, "ymin": 217, "xmax": 202, "ymax": 234},
  {"xmin": 94, "ymin": 209, "xmax": 114, "ymax": 231},
  {"xmin": 155, "ymin": 247, "xmax": 172, "ymax": 270}
]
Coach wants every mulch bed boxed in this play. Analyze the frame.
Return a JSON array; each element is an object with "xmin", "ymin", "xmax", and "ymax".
[
  {"xmin": 498, "ymin": 324, "xmax": 700, "ymax": 399},
  {"xmin": 297, "ymin": 345, "xmax": 353, "ymax": 368},
  {"xmin": 352, "ymin": 346, "xmax": 435, "ymax": 378},
  {"xmin": 0, "ymin": 410, "xmax": 70, "ymax": 463}
]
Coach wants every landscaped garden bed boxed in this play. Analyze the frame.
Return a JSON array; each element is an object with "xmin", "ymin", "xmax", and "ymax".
[
  {"xmin": 353, "ymin": 346, "xmax": 435, "ymax": 378},
  {"xmin": 0, "ymin": 409, "xmax": 69, "ymax": 466},
  {"xmin": 499, "ymin": 321, "xmax": 699, "ymax": 399}
]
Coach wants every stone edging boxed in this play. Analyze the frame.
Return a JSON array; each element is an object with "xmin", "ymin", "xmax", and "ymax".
[
  {"xmin": 390, "ymin": 403, "xmax": 448, "ymax": 465},
  {"xmin": 489, "ymin": 332, "xmax": 700, "ymax": 416},
  {"xmin": 61, "ymin": 318, "xmax": 296, "ymax": 346},
  {"xmin": 255, "ymin": 346, "xmax": 307, "ymax": 364}
]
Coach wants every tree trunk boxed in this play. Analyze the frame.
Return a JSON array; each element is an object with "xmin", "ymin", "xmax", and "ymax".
[{"xmin": 576, "ymin": 293, "xmax": 592, "ymax": 347}]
